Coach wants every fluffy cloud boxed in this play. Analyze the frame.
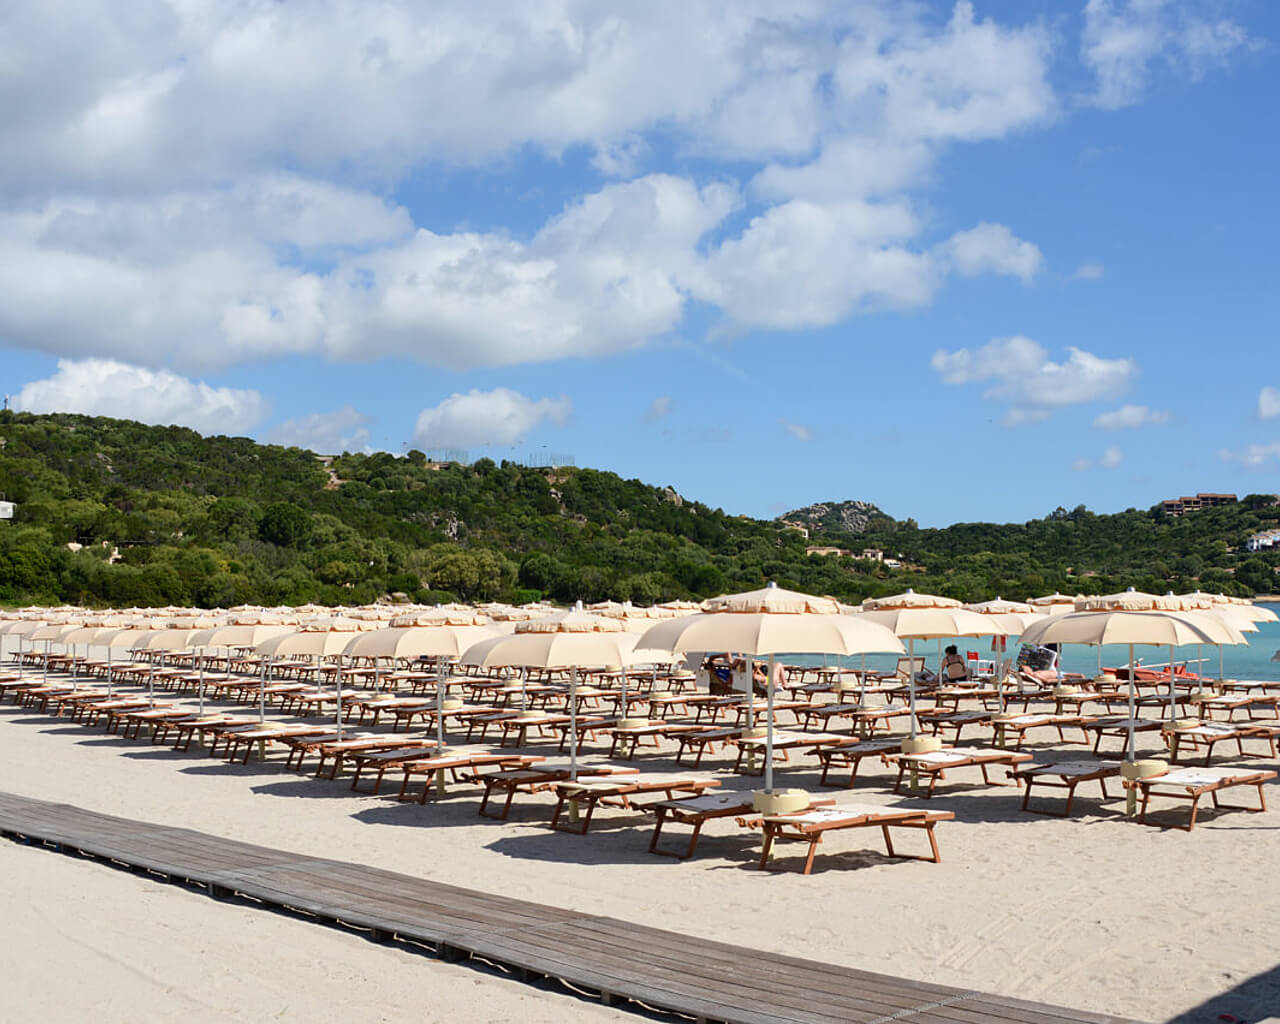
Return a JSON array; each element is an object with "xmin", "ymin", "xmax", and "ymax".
[
  {"xmin": 1074, "ymin": 262, "xmax": 1105, "ymax": 280},
  {"xmin": 931, "ymin": 336, "xmax": 1135, "ymax": 425},
  {"xmin": 780, "ymin": 420, "xmax": 812, "ymax": 442},
  {"xmin": 644, "ymin": 397, "xmax": 673, "ymax": 423},
  {"xmin": 1093, "ymin": 404, "xmax": 1169, "ymax": 429},
  {"xmin": 1219, "ymin": 441, "xmax": 1280, "ymax": 467},
  {"xmin": 268, "ymin": 406, "xmax": 372, "ymax": 454},
  {"xmin": 1072, "ymin": 445, "xmax": 1123, "ymax": 471},
  {"xmin": 1258, "ymin": 387, "xmax": 1280, "ymax": 420},
  {"xmin": 1081, "ymin": 0, "xmax": 1256, "ymax": 109},
  {"xmin": 14, "ymin": 358, "xmax": 268, "ymax": 434},
  {"xmin": 413, "ymin": 388, "xmax": 571, "ymax": 449},
  {"xmin": 0, "ymin": 2, "xmax": 1065, "ymax": 373}
]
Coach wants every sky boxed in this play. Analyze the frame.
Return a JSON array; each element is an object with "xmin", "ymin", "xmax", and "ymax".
[{"xmin": 2, "ymin": 0, "xmax": 1278, "ymax": 528}]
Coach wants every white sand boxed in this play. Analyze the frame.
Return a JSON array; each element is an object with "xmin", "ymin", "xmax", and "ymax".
[{"xmin": 1, "ymin": 691, "xmax": 1277, "ymax": 1022}]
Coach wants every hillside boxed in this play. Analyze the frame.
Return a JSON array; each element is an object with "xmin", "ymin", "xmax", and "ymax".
[
  {"xmin": 778, "ymin": 499, "xmax": 895, "ymax": 536},
  {"xmin": 0, "ymin": 411, "xmax": 1277, "ymax": 608}
]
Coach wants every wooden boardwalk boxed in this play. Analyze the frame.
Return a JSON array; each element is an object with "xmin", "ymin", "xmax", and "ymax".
[{"xmin": 0, "ymin": 791, "xmax": 1143, "ymax": 1024}]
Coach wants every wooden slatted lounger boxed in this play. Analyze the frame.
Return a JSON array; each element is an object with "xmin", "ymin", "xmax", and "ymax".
[
  {"xmin": 347, "ymin": 745, "xmax": 441, "ymax": 793},
  {"xmin": 550, "ymin": 774, "xmax": 721, "ymax": 835},
  {"xmin": 743, "ymin": 803, "xmax": 956, "ymax": 875},
  {"xmin": 396, "ymin": 750, "xmax": 541, "ymax": 804},
  {"xmin": 884, "ymin": 747, "xmax": 1032, "ymax": 797},
  {"xmin": 1132, "ymin": 766, "xmax": 1277, "ymax": 830},
  {"xmin": 671, "ymin": 725, "xmax": 745, "ymax": 766},
  {"xmin": 1006, "ymin": 760, "xmax": 1123, "ymax": 817},
  {"xmin": 1163, "ymin": 721, "xmax": 1279, "ymax": 766},
  {"xmin": 605, "ymin": 720, "xmax": 701, "ymax": 760},
  {"xmin": 1197, "ymin": 693, "xmax": 1280, "ymax": 722},
  {"xmin": 982, "ymin": 713, "xmax": 1089, "ymax": 750},
  {"xmin": 647, "ymin": 793, "xmax": 832, "ymax": 860},
  {"xmin": 162, "ymin": 715, "xmax": 256, "ymax": 750},
  {"xmin": 917, "ymin": 710, "xmax": 993, "ymax": 743},
  {"xmin": 1078, "ymin": 716, "xmax": 1164, "ymax": 753},
  {"xmin": 475, "ymin": 763, "xmax": 639, "ymax": 820},
  {"xmin": 494, "ymin": 711, "xmax": 572, "ymax": 748},
  {"xmin": 730, "ymin": 730, "xmax": 848, "ymax": 775},
  {"xmin": 220, "ymin": 724, "xmax": 333, "ymax": 764},
  {"xmin": 81, "ymin": 698, "xmax": 153, "ymax": 727},
  {"xmin": 307, "ymin": 736, "xmax": 415, "ymax": 778},
  {"xmin": 814, "ymin": 738, "xmax": 904, "ymax": 788}
]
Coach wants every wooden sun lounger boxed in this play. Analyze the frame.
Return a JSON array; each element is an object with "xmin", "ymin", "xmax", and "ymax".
[
  {"xmin": 550, "ymin": 774, "xmax": 721, "ymax": 834},
  {"xmin": 916, "ymin": 710, "xmax": 993, "ymax": 743},
  {"xmin": 982, "ymin": 713, "xmax": 1089, "ymax": 750},
  {"xmin": 605, "ymin": 720, "xmax": 701, "ymax": 760},
  {"xmin": 220, "ymin": 724, "xmax": 333, "ymax": 764},
  {"xmin": 884, "ymin": 747, "xmax": 1032, "ymax": 797},
  {"xmin": 347, "ymin": 745, "xmax": 441, "ymax": 794},
  {"xmin": 1132, "ymin": 766, "xmax": 1277, "ymax": 830},
  {"xmin": 1007, "ymin": 760, "xmax": 1123, "ymax": 817},
  {"xmin": 814, "ymin": 738, "xmax": 904, "ymax": 788},
  {"xmin": 671, "ymin": 725, "xmax": 745, "ymax": 766},
  {"xmin": 1163, "ymin": 722, "xmax": 1279, "ymax": 766},
  {"xmin": 476, "ymin": 763, "xmax": 639, "ymax": 820},
  {"xmin": 798, "ymin": 702, "xmax": 910, "ymax": 737},
  {"xmin": 741, "ymin": 802, "xmax": 955, "ymax": 874},
  {"xmin": 647, "ymin": 792, "xmax": 826, "ymax": 860},
  {"xmin": 396, "ymin": 750, "xmax": 541, "ymax": 804},
  {"xmin": 493, "ymin": 711, "xmax": 572, "ymax": 747},
  {"xmin": 115, "ymin": 707, "xmax": 200, "ymax": 741},
  {"xmin": 730, "ymin": 730, "xmax": 847, "ymax": 775},
  {"xmin": 163, "ymin": 715, "xmax": 257, "ymax": 750},
  {"xmin": 1078, "ymin": 716, "xmax": 1164, "ymax": 753},
  {"xmin": 1196, "ymin": 693, "xmax": 1280, "ymax": 722},
  {"xmin": 81, "ymin": 698, "xmax": 153, "ymax": 727},
  {"xmin": 308, "ymin": 736, "xmax": 414, "ymax": 778}
]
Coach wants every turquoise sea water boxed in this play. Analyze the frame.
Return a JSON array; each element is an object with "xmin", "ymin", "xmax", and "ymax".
[{"xmin": 788, "ymin": 604, "xmax": 1280, "ymax": 682}]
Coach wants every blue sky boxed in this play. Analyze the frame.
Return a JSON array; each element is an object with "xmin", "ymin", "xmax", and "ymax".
[{"xmin": 2, "ymin": 1, "xmax": 1278, "ymax": 527}]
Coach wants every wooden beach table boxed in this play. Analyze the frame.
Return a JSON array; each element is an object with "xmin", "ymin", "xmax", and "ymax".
[
  {"xmin": 884, "ymin": 747, "xmax": 1032, "ymax": 797},
  {"xmin": 741, "ymin": 803, "xmax": 956, "ymax": 875},
  {"xmin": 1162, "ymin": 721, "xmax": 1279, "ymax": 766},
  {"xmin": 646, "ymin": 791, "xmax": 829, "ymax": 860},
  {"xmin": 1006, "ymin": 760, "xmax": 1123, "ymax": 817},
  {"xmin": 814, "ymin": 738, "xmax": 905, "ymax": 788},
  {"xmin": 549, "ymin": 773, "xmax": 721, "ymax": 835},
  {"xmin": 476, "ymin": 762, "xmax": 639, "ymax": 820},
  {"xmin": 1131, "ymin": 765, "xmax": 1277, "ymax": 830}
]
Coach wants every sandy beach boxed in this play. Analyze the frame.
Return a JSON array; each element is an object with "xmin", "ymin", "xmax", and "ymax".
[{"xmin": 1, "ymin": 686, "xmax": 1277, "ymax": 1023}]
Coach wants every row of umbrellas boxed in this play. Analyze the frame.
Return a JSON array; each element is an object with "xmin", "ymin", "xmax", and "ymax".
[{"xmin": 4, "ymin": 588, "xmax": 1274, "ymax": 798}]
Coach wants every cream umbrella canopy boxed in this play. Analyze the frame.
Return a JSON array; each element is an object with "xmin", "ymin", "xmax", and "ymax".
[
  {"xmin": 254, "ymin": 619, "xmax": 370, "ymax": 726},
  {"xmin": 1027, "ymin": 592, "xmax": 1080, "ymax": 615},
  {"xmin": 1020, "ymin": 608, "xmax": 1245, "ymax": 797},
  {"xmin": 458, "ymin": 608, "xmax": 639, "ymax": 780},
  {"xmin": 856, "ymin": 597, "xmax": 1001, "ymax": 745},
  {"xmin": 343, "ymin": 611, "xmax": 504, "ymax": 749},
  {"xmin": 635, "ymin": 584, "xmax": 904, "ymax": 796}
]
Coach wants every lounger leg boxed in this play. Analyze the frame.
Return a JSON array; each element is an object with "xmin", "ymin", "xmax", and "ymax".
[
  {"xmin": 758, "ymin": 825, "xmax": 776, "ymax": 870},
  {"xmin": 801, "ymin": 834, "xmax": 821, "ymax": 875}
]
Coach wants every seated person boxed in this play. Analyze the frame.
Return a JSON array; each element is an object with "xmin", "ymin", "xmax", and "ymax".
[
  {"xmin": 940, "ymin": 645, "xmax": 970, "ymax": 684},
  {"xmin": 704, "ymin": 654, "xmax": 735, "ymax": 695},
  {"xmin": 748, "ymin": 660, "xmax": 789, "ymax": 696}
]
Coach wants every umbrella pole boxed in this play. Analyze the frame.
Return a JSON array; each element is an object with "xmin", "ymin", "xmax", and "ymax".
[
  {"xmin": 519, "ymin": 666, "xmax": 528, "ymax": 712},
  {"xmin": 43, "ymin": 639, "xmax": 49, "ymax": 685},
  {"xmin": 15, "ymin": 635, "xmax": 22, "ymax": 680},
  {"xmin": 106, "ymin": 645, "xmax": 112, "ymax": 697},
  {"xmin": 197, "ymin": 648, "xmax": 206, "ymax": 716},
  {"xmin": 335, "ymin": 656, "xmax": 344, "ymax": 741},
  {"xmin": 859, "ymin": 653, "xmax": 867, "ymax": 707},
  {"xmin": 435, "ymin": 656, "xmax": 448, "ymax": 794},
  {"xmin": 1168, "ymin": 643, "xmax": 1176, "ymax": 721},
  {"xmin": 619, "ymin": 665, "xmax": 627, "ymax": 722},
  {"xmin": 258, "ymin": 657, "xmax": 268, "ymax": 724},
  {"xmin": 907, "ymin": 638, "xmax": 918, "ymax": 739},
  {"xmin": 148, "ymin": 655, "xmax": 155, "ymax": 709},
  {"xmin": 764, "ymin": 654, "xmax": 776, "ymax": 793},
  {"xmin": 569, "ymin": 666, "xmax": 579, "ymax": 782},
  {"xmin": 1124, "ymin": 642, "xmax": 1139, "ymax": 816},
  {"xmin": 72, "ymin": 644, "xmax": 78, "ymax": 690}
]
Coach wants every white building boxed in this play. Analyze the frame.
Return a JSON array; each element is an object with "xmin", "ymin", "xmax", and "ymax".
[
  {"xmin": 1245, "ymin": 530, "xmax": 1280, "ymax": 552},
  {"xmin": 0, "ymin": 501, "xmax": 13, "ymax": 520}
]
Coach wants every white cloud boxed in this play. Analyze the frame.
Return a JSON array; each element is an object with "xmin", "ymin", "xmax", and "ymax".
[
  {"xmin": 1093, "ymin": 404, "xmax": 1169, "ymax": 429},
  {"xmin": 1220, "ymin": 441, "xmax": 1280, "ymax": 467},
  {"xmin": 644, "ymin": 396, "xmax": 673, "ymax": 423},
  {"xmin": 413, "ymin": 388, "xmax": 571, "ymax": 449},
  {"xmin": 268, "ymin": 406, "xmax": 372, "ymax": 454},
  {"xmin": 1072, "ymin": 445, "xmax": 1123, "ymax": 471},
  {"xmin": 780, "ymin": 420, "xmax": 812, "ymax": 442},
  {"xmin": 931, "ymin": 336, "xmax": 1135, "ymax": 425},
  {"xmin": 1258, "ymin": 386, "xmax": 1280, "ymax": 420},
  {"xmin": 1081, "ymin": 0, "xmax": 1256, "ymax": 109},
  {"xmin": 1074, "ymin": 262, "xmax": 1105, "ymax": 280},
  {"xmin": 14, "ymin": 358, "xmax": 268, "ymax": 434},
  {"xmin": 938, "ymin": 223, "xmax": 1044, "ymax": 283}
]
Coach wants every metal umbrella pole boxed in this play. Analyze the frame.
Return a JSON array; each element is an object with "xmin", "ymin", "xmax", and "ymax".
[
  {"xmin": 569, "ymin": 665, "xmax": 579, "ymax": 781},
  {"xmin": 764, "ymin": 653, "xmax": 777, "ymax": 793},
  {"xmin": 335, "ymin": 655, "xmax": 345, "ymax": 741}
]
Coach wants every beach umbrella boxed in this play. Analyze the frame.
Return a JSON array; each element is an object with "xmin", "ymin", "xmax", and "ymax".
[
  {"xmin": 1027, "ymin": 592, "xmax": 1080, "ymax": 615},
  {"xmin": 344, "ymin": 611, "xmax": 503, "ymax": 749},
  {"xmin": 128, "ymin": 627, "xmax": 206, "ymax": 707},
  {"xmin": 856, "ymin": 597, "xmax": 1000, "ymax": 744},
  {"xmin": 459, "ymin": 607, "xmax": 635, "ymax": 781},
  {"xmin": 1020, "ymin": 608, "xmax": 1240, "ymax": 812},
  {"xmin": 964, "ymin": 598, "xmax": 1048, "ymax": 707},
  {"xmin": 254, "ymin": 620, "xmax": 365, "ymax": 726},
  {"xmin": 636, "ymin": 584, "xmax": 903, "ymax": 797}
]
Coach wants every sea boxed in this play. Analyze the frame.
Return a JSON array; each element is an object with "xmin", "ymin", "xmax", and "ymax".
[{"xmin": 787, "ymin": 603, "xmax": 1280, "ymax": 682}]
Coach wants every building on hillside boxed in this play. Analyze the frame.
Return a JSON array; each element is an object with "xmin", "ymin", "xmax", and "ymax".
[
  {"xmin": 806, "ymin": 546, "xmax": 851, "ymax": 557},
  {"xmin": 1245, "ymin": 530, "xmax": 1280, "ymax": 552},
  {"xmin": 860, "ymin": 548, "xmax": 884, "ymax": 562},
  {"xmin": 1161, "ymin": 492, "xmax": 1237, "ymax": 516},
  {"xmin": 779, "ymin": 520, "xmax": 810, "ymax": 539},
  {"xmin": 0, "ymin": 500, "xmax": 13, "ymax": 521}
]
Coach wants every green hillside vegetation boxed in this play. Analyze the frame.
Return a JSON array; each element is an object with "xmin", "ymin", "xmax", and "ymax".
[{"xmin": 0, "ymin": 411, "xmax": 1276, "ymax": 608}]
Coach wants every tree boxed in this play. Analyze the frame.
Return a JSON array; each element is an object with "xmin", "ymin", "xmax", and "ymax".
[{"xmin": 258, "ymin": 502, "xmax": 312, "ymax": 548}]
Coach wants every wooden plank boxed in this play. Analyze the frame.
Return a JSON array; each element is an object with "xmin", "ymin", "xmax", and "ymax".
[{"xmin": 0, "ymin": 791, "xmax": 1143, "ymax": 1024}]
